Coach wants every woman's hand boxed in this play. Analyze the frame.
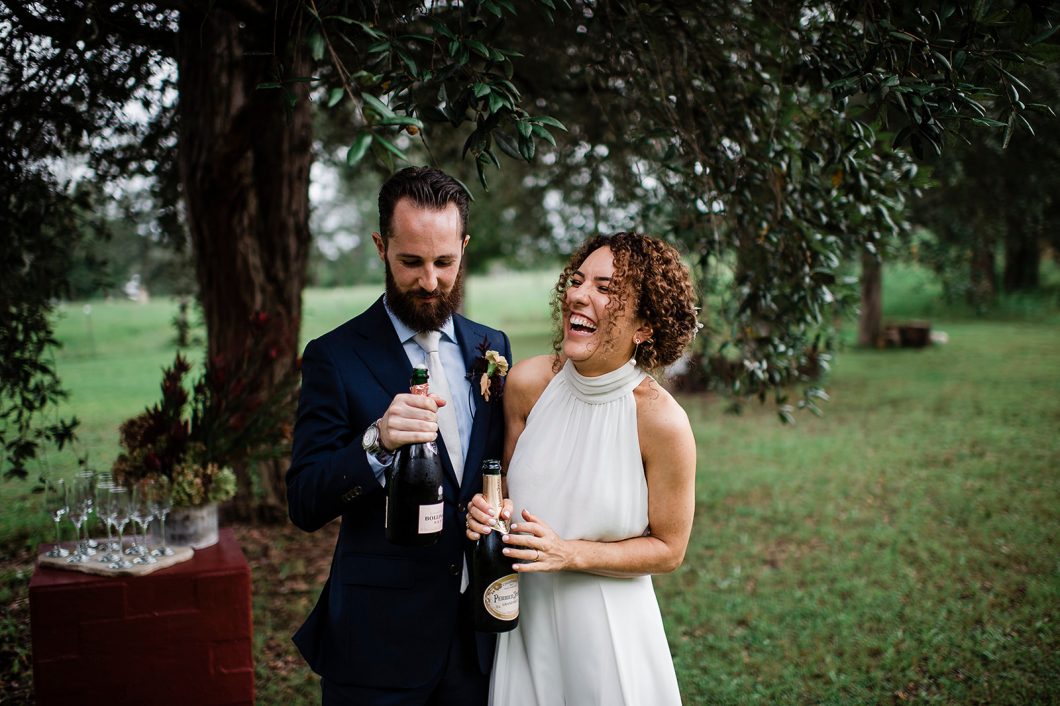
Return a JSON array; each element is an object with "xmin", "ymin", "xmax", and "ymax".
[
  {"xmin": 503, "ymin": 508, "xmax": 575, "ymax": 573},
  {"xmin": 465, "ymin": 493, "xmax": 514, "ymax": 541}
]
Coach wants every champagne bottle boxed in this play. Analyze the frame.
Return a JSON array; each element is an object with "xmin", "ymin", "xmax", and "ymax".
[
  {"xmin": 471, "ymin": 459, "xmax": 519, "ymax": 632},
  {"xmin": 385, "ymin": 365, "xmax": 445, "ymax": 546}
]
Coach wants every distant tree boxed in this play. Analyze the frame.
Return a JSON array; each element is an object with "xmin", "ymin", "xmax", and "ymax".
[{"xmin": 913, "ymin": 60, "xmax": 1059, "ymax": 306}]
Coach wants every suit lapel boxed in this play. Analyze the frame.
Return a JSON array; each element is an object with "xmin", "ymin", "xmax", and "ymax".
[{"xmin": 351, "ymin": 296, "xmax": 413, "ymax": 399}]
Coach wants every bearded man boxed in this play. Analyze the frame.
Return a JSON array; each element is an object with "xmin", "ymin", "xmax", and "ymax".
[{"xmin": 287, "ymin": 166, "xmax": 512, "ymax": 705}]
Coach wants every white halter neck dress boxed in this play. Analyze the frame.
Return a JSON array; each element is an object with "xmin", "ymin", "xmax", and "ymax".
[{"xmin": 490, "ymin": 358, "xmax": 682, "ymax": 705}]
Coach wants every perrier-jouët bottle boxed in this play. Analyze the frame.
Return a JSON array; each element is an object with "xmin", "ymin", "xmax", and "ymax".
[
  {"xmin": 385, "ymin": 364, "xmax": 445, "ymax": 546},
  {"xmin": 470, "ymin": 459, "xmax": 519, "ymax": 631}
]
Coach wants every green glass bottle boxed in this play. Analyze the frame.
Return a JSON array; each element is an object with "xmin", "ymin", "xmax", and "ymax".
[
  {"xmin": 385, "ymin": 365, "xmax": 445, "ymax": 546},
  {"xmin": 470, "ymin": 459, "xmax": 519, "ymax": 631}
]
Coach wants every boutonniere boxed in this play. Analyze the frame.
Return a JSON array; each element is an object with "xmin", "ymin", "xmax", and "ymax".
[{"xmin": 467, "ymin": 336, "xmax": 509, "ymax": 402}]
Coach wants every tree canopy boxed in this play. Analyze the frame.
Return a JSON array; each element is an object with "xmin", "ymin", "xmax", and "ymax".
[{"xmin": 2, "ymin": 0, "xmax": 1056, "ymax": 498}]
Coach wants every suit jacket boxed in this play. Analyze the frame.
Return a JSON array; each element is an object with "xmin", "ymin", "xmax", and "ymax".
[{"xmin": 287, "ymin": 296, "xmax": 511, "ymax": 688}]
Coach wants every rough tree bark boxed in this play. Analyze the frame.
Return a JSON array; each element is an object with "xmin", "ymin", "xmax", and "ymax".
[
  {"xmin": 177, "ymin": 5, "xmax": 311, "ymax": 522},
  {"xmin": 858, "ymin": 251, "xmax": 883, "ymax": 348}
]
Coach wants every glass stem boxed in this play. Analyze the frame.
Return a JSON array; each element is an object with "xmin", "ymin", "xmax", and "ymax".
[{"xmin": 53, "ymin": 519, "xmax": 62, "ymax": 548}]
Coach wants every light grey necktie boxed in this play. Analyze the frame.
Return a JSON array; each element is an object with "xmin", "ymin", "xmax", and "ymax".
[{"xmin": 413, "ymin": 330, "xmax": 464, "ymax": 485}]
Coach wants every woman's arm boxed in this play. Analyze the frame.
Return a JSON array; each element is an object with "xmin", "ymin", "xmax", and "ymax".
[{"xmin": 503, "ymin": 379, "xmax": 697, "ymax": 577}]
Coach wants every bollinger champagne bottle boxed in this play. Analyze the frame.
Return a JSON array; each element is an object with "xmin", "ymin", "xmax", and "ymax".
[
  {"xmin": 470, "ymin": 459, "xmax": 519, "ymax": 632},
  {"xmin": 385, "ymin": 364, "xmax": 445, "ymax": 546}
]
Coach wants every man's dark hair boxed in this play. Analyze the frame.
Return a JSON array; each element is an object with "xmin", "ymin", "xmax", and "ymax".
[{"xmin": 378, "ymin": 166, "xmax": 470, "ymax": 240}]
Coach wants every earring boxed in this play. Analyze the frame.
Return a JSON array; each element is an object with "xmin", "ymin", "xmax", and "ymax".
[{"xmin": 633, "ymin": 337, "xmax": 642, "ymax": 363}]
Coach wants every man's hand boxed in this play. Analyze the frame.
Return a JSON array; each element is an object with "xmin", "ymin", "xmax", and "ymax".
[{"xmin": 378, "ymin": 393, "xmax": 447, "ymax": 450}]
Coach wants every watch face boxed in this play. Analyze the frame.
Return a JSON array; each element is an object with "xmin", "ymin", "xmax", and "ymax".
[{"xmin": 362, "ymin": 424, "xmax": 378, "ymax": 449}]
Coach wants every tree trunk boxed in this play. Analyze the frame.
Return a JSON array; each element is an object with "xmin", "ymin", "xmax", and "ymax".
[
  {"xmin": 1003, "ymin": 223, "xmax": 1041, "ymax": 292},
  {"xmin": 177, "ymin": 5, "xmax": 311, "ymax": 522},
  {"xmin": 858, "ymin": 251, "xmax": 883, "ymax": 348},
  {"xmin": 969, "ymin": 239, "xmax": 997, "ymax": 306}
]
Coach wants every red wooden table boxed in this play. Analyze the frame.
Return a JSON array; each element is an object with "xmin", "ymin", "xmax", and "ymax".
[{"xmin": 29, "ymin": 528, "xmax": 254, "ymax": 705}]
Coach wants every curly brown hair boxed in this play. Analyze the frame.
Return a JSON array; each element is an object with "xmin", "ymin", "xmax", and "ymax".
[{"xmin": 550, "ymin": 232, "xmax": 700, "ymax": 371}]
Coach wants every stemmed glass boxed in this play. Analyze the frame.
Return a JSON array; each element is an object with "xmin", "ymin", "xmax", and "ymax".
[
  {"xmin": 107, "ymin": 486, "xmax": 134, "ymax": 570},
  {"xmin": 94, "ymin": 478, "xmax": 118, "ymax": 564},
  {"xmin": 74, "ymin": 471, "xmax": 99, "ymax": 553},
  {"xmin": 44, "ymin": 478, "xmax": 70, "ymax": 558},
  {"xmin": 130, "ymin": 481, "xmax": 157, "ymax": 565},
  {"xmin": 65, "ymin": 474, "xmax": 92, "ymax": 563},
  {"xmin": 150, "ymin": 480, "xmax": 174, "ymax": 557}
]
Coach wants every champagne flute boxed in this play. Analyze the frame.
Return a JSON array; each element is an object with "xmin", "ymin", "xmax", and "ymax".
[
  {"xmin": 95, "ymin": 479, "xmax": 117, "ymax": 563},
  {"xmin": 131, "ymin": 481, "xmax": 158, "ymax": 565},
  {"xmin": 150, "ymin": 480, "xmax": 174, "ymax": 557},
  {"xmin": 107, "ymin": 486, "xmax": 133, "ymax": 570},
  {"xmin": 44, "ymin": 478, "xmax": 70, "ymax": 558},
  {"xmin": 73, "ymin": 471, "xmax": 97, "ymax": 555},
  {"xmin": 66, "ymin": 476, "xmax": 90, "ymax": 563}
]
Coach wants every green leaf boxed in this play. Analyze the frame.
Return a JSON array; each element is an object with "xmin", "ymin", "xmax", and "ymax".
[
  {"xmin": 467, "ymin": 40, "xmax": 491, "ymax": 59},
  {"xmin": 531, "ymin": 123, "xmax": 556, "ymax": 146},
  {"xmin": 372, "ymin": 134, "xmax": 410, "ymax": 163},
  {"xmin": 308, "ymin": 33, "xmax": 326, "ymax": 62},
  {"xmin": 493, "ymin": 130, "xmax": 522, "ymax": 160},
  {"xmin": 519, "ymin": 134, "xmax": 536, "ymax": 161},
  {"xmin": 362, "ymin": 93, "xmax": 396, "ymax": 119},
  {"xmin": 395, "ymin": 49, "xmax": 418, "ymax": 76},
  {"xmin": 516, "ymin": 120, "xmax": 532, "ymax": 138},
  {"xmin": 1016, "ymin": 112, "xmax": 1035, "ymax": 137},
  {"xmin": 346, "ymin": 134, "xmax": 373, "ymax": 166},
  {"xmin": 430, "ymin": 19, "xmax": 456, "ymax": 40},
  {"xmin": 1002, "ymin": 111, "xmax": 1016, "ymax": 149},
  {"xmin": 368, "ymin": 40, "xmax": 391, "ymax": 55},
  {"xmin": 256, "ymin": 82, "xmax": 282, "ymax": 90},
  {"xmin": 932, "ymin": 51, "xmax": 952, "ymax": 73},
  {"xmin": 475, "ymin": 157, "xmax": 490, "ymax": 190},
  {"xmin": 533, "ymin": 115, "xmax": 568, "ymax": 131},
  {"xmin": 487, "ymin": 92, "xmax": 506, "ymax": 114},
  {"xmin": 327, "ymin": 87, "xmax": 344, "ymax": 108},
  {"xmin": 473, "ymin": 82, "xmax": 491, "ymax": 98},
  {"xmin": 375, "ymin": 115, "xmax": 425, "ymax": 129}
]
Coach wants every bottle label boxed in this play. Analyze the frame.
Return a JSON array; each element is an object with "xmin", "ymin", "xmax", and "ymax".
[
  {"xmin": 418, "ymin": 502, "xmax": 444, "ymax": 534},
  {"xmin": 483, "ymin": 574, "xmax": 519, "ymax": 620}
]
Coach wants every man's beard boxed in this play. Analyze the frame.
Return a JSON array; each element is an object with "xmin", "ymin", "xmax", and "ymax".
[{"xmin": 385, "ymin": 261, "xmax": 464, "ymax": 333}]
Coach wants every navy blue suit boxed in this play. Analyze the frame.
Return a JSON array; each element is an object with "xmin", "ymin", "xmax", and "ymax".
[{"xmin": 287, "ymin": 296, "xmax": 510, "ymax": 693}]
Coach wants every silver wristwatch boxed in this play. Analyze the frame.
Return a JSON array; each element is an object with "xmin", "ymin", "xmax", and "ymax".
[{"xmin": 362, "ymin": 419, "xmax": 394, "ymax": 465}]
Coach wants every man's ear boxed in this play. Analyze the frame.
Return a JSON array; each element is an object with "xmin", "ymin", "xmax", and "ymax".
[
  {"xmin": 462, "ymin": 233, "xmax": 470, "ymax": 250},
  {"xmin": 372, "ymin": 232, "xmax": 386, "ymax": 261}
]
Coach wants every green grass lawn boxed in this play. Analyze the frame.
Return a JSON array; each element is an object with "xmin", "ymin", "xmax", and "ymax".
[{"xmin": 3, "ymin": 264, "xmax": 1058, "ymax": 704}]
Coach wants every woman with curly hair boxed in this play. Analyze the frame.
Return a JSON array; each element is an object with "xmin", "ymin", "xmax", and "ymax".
[{"xmin": 467, "ymin": 232, "xmax": 700, "ymax": 705}]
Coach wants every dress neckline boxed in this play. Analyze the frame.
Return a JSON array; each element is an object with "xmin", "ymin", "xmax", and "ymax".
[{"xmin": 561, "ymin": 358, "xmax": 647, "ymax": 404}]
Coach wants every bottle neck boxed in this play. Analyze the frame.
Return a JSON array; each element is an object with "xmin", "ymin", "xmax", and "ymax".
[{"xmin": 482, "ymin": 473, "xmax": 506, "ymax": 532}]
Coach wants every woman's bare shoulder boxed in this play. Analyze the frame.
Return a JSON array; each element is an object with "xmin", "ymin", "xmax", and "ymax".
[
  {"xmin": 505, "ymin": 355, "xmax": 561, "ymax": 416},
  {"xmin": 508, "ymin": 355, "xmax": 559, "ymax": 394},
  {"xmin": 633, "ymin": 377, "xmax": 693, "ymax": 443}
]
